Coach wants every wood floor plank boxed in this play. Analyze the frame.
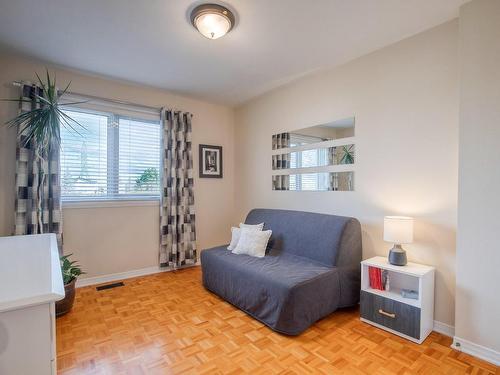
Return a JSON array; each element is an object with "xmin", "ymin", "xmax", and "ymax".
[{"xmin": 57, "ymin": 267, "xmax": 499, "ymax": 374}]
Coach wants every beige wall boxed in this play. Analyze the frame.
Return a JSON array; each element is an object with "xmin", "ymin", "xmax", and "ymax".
[
  {"xmin": 456, "ymin": 0, "xmax": 500, "ymax": 354},
  {"xmin": 235, "ymin": 21, "xmax": 459, "ymax": 326},
  {"xmin": 0, "ymin": 53, "xmax": 235, "ymax": 279}
]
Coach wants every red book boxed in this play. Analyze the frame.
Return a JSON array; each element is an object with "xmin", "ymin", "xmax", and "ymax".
[
  {"xmin": 370, "ymin": 267, "xmax": 383, "ymax": 290},
  {"xmin": 368, "ymin": 266, "xmax": 374, "ymax": 288},
  {"xmin": 369, "ymin": 266, "xmax": 378, "ymax": 289}
]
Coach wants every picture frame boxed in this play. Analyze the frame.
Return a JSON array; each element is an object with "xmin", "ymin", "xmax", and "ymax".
[{"xmin": 199, "ymin": 144, "xmax": 223, "ymax": 178}]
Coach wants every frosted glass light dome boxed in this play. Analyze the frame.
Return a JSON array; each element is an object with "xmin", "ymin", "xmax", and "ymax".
[{"xmin": 191, "ymin": 4, "xmax": 235, "ymax": 40}]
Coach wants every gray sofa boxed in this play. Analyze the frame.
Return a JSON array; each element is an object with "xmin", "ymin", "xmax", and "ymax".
[{"xmin": 200, "ymin": 208, "xmax": 362, "ymax": 335}]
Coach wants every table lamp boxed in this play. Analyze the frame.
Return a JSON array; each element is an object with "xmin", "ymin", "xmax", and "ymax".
[{"xmin": 384, "ymin": 216, "xmax": 414, "ymax": 266}]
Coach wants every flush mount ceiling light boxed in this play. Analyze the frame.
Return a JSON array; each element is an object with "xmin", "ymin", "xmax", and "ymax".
[{"xmin": 190, "ymin": 3, "xmax": 235, "ymax": 40}]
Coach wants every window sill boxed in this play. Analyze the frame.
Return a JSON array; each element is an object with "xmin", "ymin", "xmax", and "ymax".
[{"xmin": 62, "ymin": 198, "xmax": 160, "ymax": 209}]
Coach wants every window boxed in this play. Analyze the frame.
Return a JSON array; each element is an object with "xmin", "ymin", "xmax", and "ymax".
[{"xmin": 60, "ymin": 108, "xmax": 161, "ymax": 201}]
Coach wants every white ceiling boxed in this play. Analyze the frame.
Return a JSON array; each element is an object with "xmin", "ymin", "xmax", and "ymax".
[{"xmin": 0, "ymin": 0, "xmax": 467, "ymax": 106}]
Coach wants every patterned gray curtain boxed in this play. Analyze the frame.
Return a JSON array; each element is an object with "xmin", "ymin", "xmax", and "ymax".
[
  {"xmin": 272, "ymin": 153, "xmax": 290, "ymax": 170},
  {"xmin": 272, "ymin": 132, "xmax": 290, "ymax": 150},
  {"xmin": 328, "ymin": 146, "xmax": 336, "ymax": 165},
  {"xmin": 14, "ymin": 84, "xmax": 63, "ymax": 250},
  {"xmin": 272, "ymin": 175, "xmax": 290, "ymax": 190},
  {"xmin": 329, "ymin": 172, "xmax": 339, "ymax": 191},
  {"xmin": 159, "ymin": 109, "xmax": 197, "ymax": 268}
]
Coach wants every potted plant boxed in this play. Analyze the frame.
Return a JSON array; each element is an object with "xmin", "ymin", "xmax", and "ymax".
[
  {"xmin": 2, "ymin": 70, "xmax": 85, "ymax": 234},
  {"xmin": 56, "ymin": 254, "xmax": 85, "ymax": 317},
  {"xmin": 3, "ymin": 72, "xmax": 87, "ymax": 315}
]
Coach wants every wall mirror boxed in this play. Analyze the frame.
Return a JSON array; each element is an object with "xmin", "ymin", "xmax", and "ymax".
[
  {"xmin": 272, "ymin": 117, "xmax": 355, "ymax": 150},
  {"xmin": 271, "ymin": 117, "xmax": 356, "ymax": 191},
  {"xmin": 272, "ymin": 172, "xmax": 354, "ymax": 191},
  {"xmin": 272, "ymin": 144, "xmax": 355, "ymax": 170}
]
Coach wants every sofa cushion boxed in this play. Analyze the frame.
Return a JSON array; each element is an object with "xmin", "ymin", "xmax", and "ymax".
[
  {"xmin": 227, "ymin": 224, "xmax": 263, "ymax": 251},
  {"xmin": 245, "ymin": 208, "xmax": 361, "ymax": 267},
  {"xmin": 201, "ymin": 246, "xmax": 341, "ymax": 335},
  {"xmin": 231, "ymin": 229, "xmax": 272, "ymax": 258}
]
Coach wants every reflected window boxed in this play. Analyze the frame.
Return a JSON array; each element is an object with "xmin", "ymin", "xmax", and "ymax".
[{"xmin": 290, "ymin": 148, "xmax": 329, "ymax": 190}]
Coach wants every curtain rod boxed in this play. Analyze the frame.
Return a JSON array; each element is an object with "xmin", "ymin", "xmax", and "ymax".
[{"xmin": 11, "ymin": 80, "xmax": 162, "ymax": 113}]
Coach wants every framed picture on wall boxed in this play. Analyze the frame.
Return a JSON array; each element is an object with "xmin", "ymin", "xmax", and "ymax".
[{"xmin": 199, "ymin": 144, "xmax": 223, "ymax": 178}]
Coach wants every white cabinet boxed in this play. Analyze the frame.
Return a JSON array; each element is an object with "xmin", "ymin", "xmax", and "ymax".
[
  {"xmin": 360, "ymin": 256, "xmax": 435, "ymax": 344},
  {"xmin": 0, "ymin": 234, "xmax": 64, "ymax": 375}
]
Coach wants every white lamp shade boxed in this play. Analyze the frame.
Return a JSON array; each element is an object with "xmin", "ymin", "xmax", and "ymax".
[
  {"xmin": 384, "ymin": 216, "xmax": 414, "ymax": 244},
  {"xmin": 194, "ymin": 12, "xmax": 231, "ymax": 39}
]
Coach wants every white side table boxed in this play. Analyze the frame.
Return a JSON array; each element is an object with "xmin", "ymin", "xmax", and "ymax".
[{"xmin": 360, "ymin": 256, "xmax": 435, "ymax": 344}]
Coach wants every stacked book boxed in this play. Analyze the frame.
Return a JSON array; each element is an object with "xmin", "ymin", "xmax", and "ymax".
[
  {"xmin": 368, "ymin": 266, "xmax": 419, "ymax": 299},
  {"xmin": 368, "ymin": 266, "xmax": 388, "ymax": 290}
]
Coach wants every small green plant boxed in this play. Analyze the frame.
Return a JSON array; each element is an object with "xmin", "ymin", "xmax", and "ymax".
[
  {"xmin": 135, "ymin": 167, "xmax": 159, "ymax": 191},
  {"xmin": 60, "ymin": 254, "xmax": 85, "ymax": 284},
  {"xmin": 339, "ymin": 145, "xmax": 355, "ymax": 164}
]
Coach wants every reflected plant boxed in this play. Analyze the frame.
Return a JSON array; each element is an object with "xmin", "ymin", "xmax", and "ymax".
[{"xmin": 339, "ymin": 145, "xmax": 354, "ymax": 164}]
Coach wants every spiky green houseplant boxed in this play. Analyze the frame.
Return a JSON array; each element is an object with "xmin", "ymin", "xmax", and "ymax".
[
  {"xmin": 57, "ymin": 253, "xmax": 85, "ymax": 316},
  {"xmin": 3, "ymin": 72, "xmax": 87, "ymax": 317},
  {"xmin": 60, "ymin": 253, "xmax": 85, "ymax": 284},
  {"xmin": 2, "ymin": 71, "xmax": 85, "ymax": 233},
  {"xmin": 339, "ymin": 145, "xmax": 355, "ymax": 164}
]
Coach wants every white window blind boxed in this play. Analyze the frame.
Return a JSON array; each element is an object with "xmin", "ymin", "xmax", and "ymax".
[
  {"xmin": 61, "ymin": 108, "xmax": 161, "ymax": 201},
  {"xmin": 289, "ymin": 148, "xmax": 329, "ymax": 191}
]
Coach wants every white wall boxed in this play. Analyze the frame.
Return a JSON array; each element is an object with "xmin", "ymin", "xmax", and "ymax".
[
  {"xmin": 455, "ymin": 0, "xmax": 500, "ymax": 360},
  {"xmin": 0, "ymin": 53, "xmax": 235, "ymax": 279},
  {"xmin": 235, "ymin": 21, "xmax": 459, "ymax": 326}
]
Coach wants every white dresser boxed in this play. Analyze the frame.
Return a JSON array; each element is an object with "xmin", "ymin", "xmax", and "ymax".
[{"xmin": 0, "ymin": 234, "xmax": 65, "ymax": 375}]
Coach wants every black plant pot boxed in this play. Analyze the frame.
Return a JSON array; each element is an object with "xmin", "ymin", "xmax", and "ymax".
[{"xmin": 55, "ymin": 278, "xmax": 76, "ymax": 317}]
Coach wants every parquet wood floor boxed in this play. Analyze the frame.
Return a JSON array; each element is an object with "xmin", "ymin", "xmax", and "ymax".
[{"xmin": 56, "ymin": 267, "xmax": 499, "ymax": 375}]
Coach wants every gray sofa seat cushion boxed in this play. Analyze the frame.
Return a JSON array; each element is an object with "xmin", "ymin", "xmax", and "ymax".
[{"xmin": 201, "ymin": 246, "xmax": 341, "ymax": 335}]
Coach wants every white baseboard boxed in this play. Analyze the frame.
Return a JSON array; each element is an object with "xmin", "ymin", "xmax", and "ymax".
[
  {"xmin": 433, "ymin": 320, "xmax": 455, "ymax": 337},
  {"xmin": 76, "ymin": 263, "xmax": 200, "ymax": 288},
  {"xmin": 452, "ymin": 336, "xmax": 500, "ymax": 366}
]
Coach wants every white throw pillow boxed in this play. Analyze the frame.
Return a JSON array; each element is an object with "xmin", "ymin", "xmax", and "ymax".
[
  {"xmin": 239, "ymin": 222, "xmax": 264, "ymax": 230},
  {"xmin": 232, "ymin": 229, "xmax": 272, "ymax": 258},
  {"xmin": 227, "ymin": 222, "xmax": 265, "ymax": 251},
  {"xmin": 227, "ymin": 227, "xmax": 241, "ymax": 251}
]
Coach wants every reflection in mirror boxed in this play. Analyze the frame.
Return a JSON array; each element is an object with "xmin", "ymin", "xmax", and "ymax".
[
  {"xmin": 272, "ymin": 144, "xmax": 355, "ymax": 170},
  {"xmin": 272, "ymin": 117, "xmax": 355, "ymax": 150},
  {"xmin": 272, "ymin": 172, "xmax": 354, "ymax": 191}
]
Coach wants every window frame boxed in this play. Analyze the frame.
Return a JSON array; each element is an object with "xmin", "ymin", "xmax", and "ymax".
[{"xmin": 60, "ymin": 106, "xmax": 162, "ymax": 206}]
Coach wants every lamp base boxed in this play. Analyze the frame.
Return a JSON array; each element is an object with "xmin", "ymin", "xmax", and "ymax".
[{"xmin": 388, "ymin": 244, "xmax": 407, "ymax": 266}]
